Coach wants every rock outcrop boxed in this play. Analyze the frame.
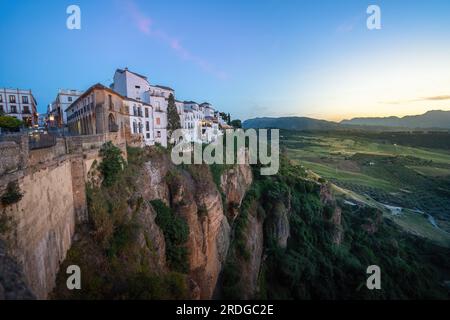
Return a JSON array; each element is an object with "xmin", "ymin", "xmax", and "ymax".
[
  {"xmin": 136, "ymin": 152, "xmax": 253, "ymax": 299},
  {"xmin": 266, "ymin": 201, "xmax": 290, "ymax": 249},
  {"xmin": 320, "ymin": 183, "xmax": 344, "ymax": 245},
  {"xmin": 237, "ymin": 201, "xmax": 264, "ymax": 299}
]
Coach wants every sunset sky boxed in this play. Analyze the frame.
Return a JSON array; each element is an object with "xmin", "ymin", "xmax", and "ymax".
[{"xmin": 1, "ymin": 0, "xmax": 450, "ymax": 121}]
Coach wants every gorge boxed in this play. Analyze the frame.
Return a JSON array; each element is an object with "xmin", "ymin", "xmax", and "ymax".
[{"xmin": 1, "ymin": 135, "xmax": 449, "ymax": 300}]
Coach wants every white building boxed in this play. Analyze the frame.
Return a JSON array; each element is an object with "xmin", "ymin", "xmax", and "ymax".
[
  {"xmin": 112, "ymin": 68, "xmax": 178, "ymax": 147},
  {"xmin": 111, "ymin": 67, "xmax": 225, "ymax": 147},
  {"xmin": 49, "ymin": 89, "xmax": 83, "ymax": 128},
  {"xmin": 112, "ymin": 68, "xmax": 151, "ymax": 102},
  {"xmin": 124, "ymin": 98, "xmax": 154, "ymax": 146},
  {"xmin": 0, "ymin": 88, "xmax": 38, "ymax": 127}
]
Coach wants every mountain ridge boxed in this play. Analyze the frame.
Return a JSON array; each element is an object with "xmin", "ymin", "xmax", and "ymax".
[{"xmin": 243, "ymin": 110, "xmax": 450, "ymax": 130}]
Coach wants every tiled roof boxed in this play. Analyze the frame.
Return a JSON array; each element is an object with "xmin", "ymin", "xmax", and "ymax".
[{"xmin": 65, "ymin": 83, "xmax": 125, "ymax": 112}]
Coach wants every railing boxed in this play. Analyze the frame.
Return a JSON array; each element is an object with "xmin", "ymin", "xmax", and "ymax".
[{"xmin": 29, "ymin": 133, "xmax": 57, "ymax": 150}]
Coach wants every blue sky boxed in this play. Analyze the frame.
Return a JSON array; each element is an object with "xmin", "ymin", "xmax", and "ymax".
[{"xmin": 1, "ymin": 0, "xmax": 450, "ymax": 121}]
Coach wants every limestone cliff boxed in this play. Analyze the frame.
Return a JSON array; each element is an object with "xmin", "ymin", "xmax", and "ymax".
[{"xmin": 135, "ymin": 152, "xmax": 253, "ymax": 299}]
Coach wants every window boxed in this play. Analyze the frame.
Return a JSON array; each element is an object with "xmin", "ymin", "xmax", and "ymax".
[
  {"xmin": 10, "ymin": 105, "xmax": 17, "ymax": 113},
  {"xmin": 22, "ymin": 96, "xmax": 29, "ymax": 104},
  {"xmin": 9, "ymin": 95, "xmax": 16, "ymax": 103},
  {"xmin": 156, "ymin": 118, "xmax": 161, "ymax": 125},
  {"xmin": 108, "ymin": 95, "xmax": 113, "ymax": 110},
  {"xmin": 146, "ymin": 133, "xmax": 150, "ymax": 139},
  {"xmin": 156, "ymin": 131, "xmax": 161, "ymax": 138},
  {"xmin": 145, "ymin": 108, "xmax": 149, "ymax": 118},
  {"xmin": 0, "ymin": 105, "xmax": 3, "ymax": 113},
  {"xmin": 135, "ymin": 85, "xmax": 141, "ymax": 89},
  {"xmin": 146, "ymin": 121, "xmax": 150, "ymax": 131},
  {"xmin": 0, "ymin": 95, "xmax": 3, "ymax": 102},
  {"xmin": 68, "ymin": 97, "xmax": 73, "ymax": 102},
  {"xmin": 23, "ymin": 106, "xmax": 30, "ymax": 114}
]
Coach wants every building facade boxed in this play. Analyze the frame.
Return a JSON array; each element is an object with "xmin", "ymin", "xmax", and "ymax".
[
  {"xmin": 0, "ymin": 88, "xmax": 38, "ymax": 126},
  {"xmin": 49, "ymin": 89, "xmax": 83, "ymax": 128},
  {"xmin": 64, "ymin": 68, "xmax": 228, "ymax": 148},
  {"xmin": 124, "ymin": 98, "xmax": 154, "ymax": 146},
  {"xmin": 66, "ymin": 83, "xmax": 129, "ymax": 144}
]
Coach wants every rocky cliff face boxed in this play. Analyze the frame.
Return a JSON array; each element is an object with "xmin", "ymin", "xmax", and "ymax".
[
  {"xmin": 136, "ymin": 152, "xmax": 253, "ymax": 299},
  {"xmin": 320, "ymin": 183, "xmax": 343, "ymax": 245},
  {"xmin": 237, "ymin": 201, "xmax": 264, "ymax": 299}
]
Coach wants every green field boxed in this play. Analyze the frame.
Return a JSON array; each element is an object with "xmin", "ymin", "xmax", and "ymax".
[{"xmin": 282, "ymin": 130, "xmax": 450, "ymax": 246}]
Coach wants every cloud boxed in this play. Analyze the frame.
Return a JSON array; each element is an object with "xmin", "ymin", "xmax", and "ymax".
[
  {"xmin": 382, "ymin": 95, "xmax": 450, "ymax": 105},
  {"xmin": 423, "ymin": 95, "xmax": 450, "ymax": 101},
  {"xmin": 122, "ymin": 0, "xmax": 228, "ymax": 80}
]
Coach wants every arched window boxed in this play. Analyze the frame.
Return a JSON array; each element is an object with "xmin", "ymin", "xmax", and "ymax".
[
  {"xmin": 133, "ymin": 121, "xmax": 137, "ymax": 134},
  {"xmin": 108, "ymin": 113, "xmax": 118, "ymax": 132}
]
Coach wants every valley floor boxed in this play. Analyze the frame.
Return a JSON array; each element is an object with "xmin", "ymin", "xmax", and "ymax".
[{"xmin": 282, "ymin": 130, "xmax": 450, "ymax": 247}]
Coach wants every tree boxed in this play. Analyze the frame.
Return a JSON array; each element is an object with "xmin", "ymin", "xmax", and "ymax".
[
  {"xmin": 167, "ymin": 93, "xmax": 181, "ymax": 143},
  {"xmin": 99, "ymin": 141, "xmax": 125, "ymax": 187},
  {"xmin": 0, "ymin": 115, "xmax": 23, "ymax": 131},
  {"xmin": 230, "ymin": 119, "xmax": 242, "ymax": 128}
]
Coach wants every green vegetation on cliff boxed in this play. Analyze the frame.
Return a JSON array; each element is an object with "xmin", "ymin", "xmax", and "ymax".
[
  {"xmin": 151, "ymin": 199, "xmax": 189, "ymax": 273},
  {"xmin": 52, "ymin": 145, "xmax": 189, "ymax": 299},
  {"xmin": 222, "ymin": 153, "xmax": 450, "ymax": 299}
]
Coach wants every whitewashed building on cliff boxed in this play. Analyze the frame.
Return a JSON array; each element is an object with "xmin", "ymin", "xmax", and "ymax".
[{"xmin": 65, "ymin": 68, "xmax": 228, "ymax": 146}]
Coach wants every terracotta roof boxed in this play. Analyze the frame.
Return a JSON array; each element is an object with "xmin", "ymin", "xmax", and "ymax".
[{"xmin": 65, "ymin": 83, "xmax": 125, "ymax": 112}]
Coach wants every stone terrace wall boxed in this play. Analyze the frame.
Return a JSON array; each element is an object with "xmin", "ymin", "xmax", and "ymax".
[{"xmin": 0, "ymin": 133, "xmax": 122, "ymax": 299}]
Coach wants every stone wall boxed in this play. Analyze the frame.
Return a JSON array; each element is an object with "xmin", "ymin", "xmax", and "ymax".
[
  {"xmin": 0, "ymin": 141, "xmax": 21, "ymax": 175},
  {"xmin": 2, "ymin": 160, "xmax": 76, "ymax": 299},
  {"xmin": 0, "ymin": 133, "xmax": 122, "ymax": 299}
]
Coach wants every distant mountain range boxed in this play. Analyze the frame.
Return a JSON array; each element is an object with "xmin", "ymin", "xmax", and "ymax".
[
  {"xmin": 243, "ymin": 110, "xmax": 450, "ymax": 130},
  {"xmin": 340, "ymin": 110, "xmax": 450, "ymax": 129}
]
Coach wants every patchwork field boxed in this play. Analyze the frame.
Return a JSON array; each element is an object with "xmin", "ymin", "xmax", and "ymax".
[{"xmin": 282, "ymin": 130, "xmax": 450, "ymax": 247}]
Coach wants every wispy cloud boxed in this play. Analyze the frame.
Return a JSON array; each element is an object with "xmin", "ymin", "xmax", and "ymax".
[
  {"xmin": 122, "ymin": 0, "xmax": 228, "ymax": 80},
  {"xmin": 382, "ymin": 95, "xmax": 450, "ymax": 105},
  {"xmin": 423, "ymin": 95, "xmax": 450, "ymax": 101}
]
